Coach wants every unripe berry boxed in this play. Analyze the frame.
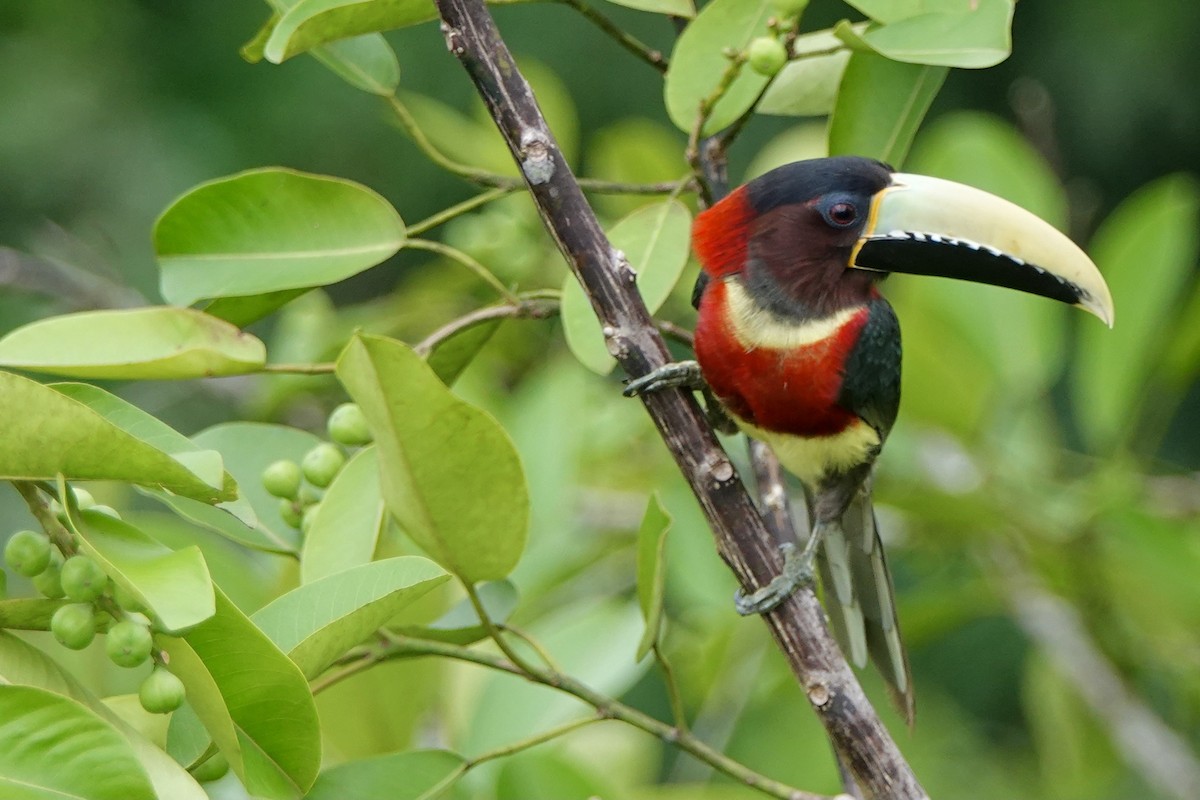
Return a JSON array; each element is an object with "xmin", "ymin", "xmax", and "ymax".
[
  {"xmin": 139, "ymin": 667, "xmax": 185, "ymax": 714},
  {"xmin": 89, "ymin": 505, "xmax": 121, "ymax": 519},
  {"xmin": 106, "ymin": 619, "xmax": 154, "ymax": 668},
  {"xmin": 70, "ymin": 488, "xmax": 97, "ymax": 510},
  {"xmin": 327, "ymin": 403, "xmax": 372, "ymax": 446},
  {"xmin": 32, "ymin": 554, "xmax": 65, "ymax": 599},
  {"xmin": 301, "ymin": 444, "xmax": 345, "ymax": 489},
  {"xmin": 191, "ymin": 753, "xmax": 229, "ymax": 783},
  {"xmin": 747, "ymin": 36, "xmax": 788, "ymax": 76},
  {"xmin": 60, "ymin": 555, "xmax": 107, "ymax": 603},
  {"xmin": 300, "ymin": 503, "xmax": 321, "ymax": 535},
  {"xmin": 279, "ymin": 498, "xmax": 303, "ymax": 529},
  {"xmin": 5, "ymin": 530, "xmax": 52, "ymax": 577},
  {"xmin": 262, "ymin": 459, "xmax": 303, "ymax": 499},
  {"xmin": 51, "ymin": 603, "xmax": 97, "ymax": 650}
]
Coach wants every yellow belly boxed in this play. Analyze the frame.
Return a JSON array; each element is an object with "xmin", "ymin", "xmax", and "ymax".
[{"xmin": 738, "ymin": 418, "xmax": 881, "ymax": 487}]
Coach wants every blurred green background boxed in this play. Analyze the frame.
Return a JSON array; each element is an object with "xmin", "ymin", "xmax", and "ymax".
[{"xmin": 2, "ymin": 2, "xmax": 1199, "ymax": 798}]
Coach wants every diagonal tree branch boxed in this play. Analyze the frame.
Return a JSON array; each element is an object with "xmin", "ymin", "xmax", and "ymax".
[{"xmin": 428, "ymin": 2, "xmax": 928, "ymax": 797}]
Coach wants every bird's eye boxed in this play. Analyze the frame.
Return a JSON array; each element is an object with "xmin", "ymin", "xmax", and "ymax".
[{"xmin": 827, "ymin": 201, "xmax": 858, "ymax": 227}]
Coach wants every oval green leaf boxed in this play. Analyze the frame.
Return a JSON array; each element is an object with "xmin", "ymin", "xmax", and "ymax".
[
  {"xmin": 859, "ymin": 0, "xmax": 1013, "ymax": 69},
  {"xmin": 602, "ymin": 0, "xmax": 694, "ymax": 17},
  {"xmin": 159, "ymin": 588, "xmax": 321, "ymax": 799},
  {"xmin": 336, "ymin": 335, "xmax": 529, "ymax": 583},
  {"xmin": 306, "ymin": 749, "xmax": 466, "ymax": 800},
  {"xmin": 664, "ymin": 0, "xmax": 775, "ymax": 136},
  {"xmin": 1073, "ymin": 174, "xmax": 1200, "ymax": 451},
  {"xmin": 300, "ymin": 446, "xmax": 387, "ymax": 584},
  {"xmin": 156, "ymin": 168, "xmax": 405, "ymax": 307},
  {"xmin": 828, "ymin": 51, "xmax": 946, "ymax": 167},
  {"xmin": 69, "ymin": 509, "xmax": 216, "ymax": 634},
  {"xmin": 266, "ymin": 0, "xmax": 438, "ymax": 63},
  {"xmin": 0, "ymin": 373, "xmax": 229, "ymax": 502},
  {"xmin": 252, "ymin": 556, "xmax": 450, "ymax": 678},
  {"xmin": 758, "ymin": 27, "xmax": 855, "ymax": 118},
  {"xmin": 635, "ymin": 494, "xmax": 671, "ymax": 660},
  {"xmin": 0, "ymin": 685, "xmax": 156, "ymax": 800},
  {"xmin": 563, "ymin": 200, "xmax": 693, "ymax": 375},
  {"xmin": 0, "ymin": 307, "xmax": 265, "ymax": 380}
]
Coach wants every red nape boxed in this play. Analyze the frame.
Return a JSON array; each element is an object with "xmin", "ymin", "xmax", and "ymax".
[{"xmin": 692, "ymin": 187, "xmax": 755, "ymax": 278}]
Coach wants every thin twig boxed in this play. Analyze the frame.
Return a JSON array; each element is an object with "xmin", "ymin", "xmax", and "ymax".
[
  {"xmin": 413, "ymin": 297, "xmax": 560, "ymax": 357},
  {"xmin": 407, "ymin": 186, "xmax": 519, "ymax": 237},
  {"xmin": 403, "ymin": 238, "xmax": 522, "ymax": 304},
  {"xmin": 546, "ymin": 0, "xmax": 667, "ymax": 73},
  {"xmin": 380, "ymin": 635, "xmax": 829, "ymax": 800},
  {"xmin": 260, "ymin": 362, "xmax": 336, "ymax": 375}
]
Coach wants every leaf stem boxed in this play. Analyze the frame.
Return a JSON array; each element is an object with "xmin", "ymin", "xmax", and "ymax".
[
  {"xmin": 463, "ymin": 580, "xmax": 541, "ymax": 676},
  {"xmin": 260, "ymin": 362, "xmax": 336, "ymax": 375},
  {"xmin": 413, "ymin": 297, "xmax": 560, "ymax": 356},
  {"xmin": 653, "ymin": 642, "xmax": 690, "ymax": 734},
  {"xmin": 403, "ymin": 238, "xmax": 523, "ymax": 305},
  {"xmin": 546, "ymin": 0, "xmax": 668, "ymax": 73},
  {"xmin": 407, "ymin": 187, "xmax": 518, "ymax": 237}
]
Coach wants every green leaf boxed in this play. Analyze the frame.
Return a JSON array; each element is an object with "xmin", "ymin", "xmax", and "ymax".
[
  {"xmin": 300, "ymin": 446, "xmax": 387, "ymax": 583},
  {"xmin": 336, "ymin": 335, "xmax": 529, "ymax": 583},
  {"xmin": 159, "ymin": 587, "xmax": 321, "ymax": 799},
  {"xmin": 156, "ymin": 167, "xmax": 406, "ymax": 307},
  {"xmin": 190, "ymin": 422, "xmax": 327, "ymax": 551},
  {"xmin": 827, "ymin": 52, "xmax": 946, "ymax": 166},
  {"xmin": 266, "ymin": 0, "xmax": 438, "ymax": 63},
  {"xmin": 395, "ymin": 579, "xmax": 518, "ymax": 645},
  {"xmin": 758, "ymin": 28, "xmax": 853, "ymax": 117},
  {"xmin": 1073, "ymin": 174, "xmax": 1200, "ymax": 451},
  {"xmin": 0, "ymin": 372, "xmax": 230, "ymax": 502},
  {"xmin": 252, "ymin": 557, "xmax": 450, "ymax": 678},
  {"xmin": 310, "ymin": 34, "xmax": 401, "ymax": 95},
  {"xmin": 663, "ymin": 0, "xmax": 775, "ymax": 136},
  {"xmin": 0, "ymin": 685, "xmax": 156, "ymax": 800},
  {"xmin": 0, "ymin": 633, "xmax": 209, "ymax": 800},
  {"xmin": 843, "ymin": 0, "xmax": 964, "ymax": 25},
  {"xmin": 0, "ymin": 307, "xmax": 266, "ymax": 380},
  {"xmin": 0, "ymin": 599, "xmax": 63, "ymax": 631},
  {"xmin": 306, "ymin": 749, "xmax": 466, "ymax": 800},
  {"xmin": 635, "ymin": 494, "xmax": 672, "ymax": 660},
  {"xmin": 70, "ymin": 509, "xmax": 215, "ymax": 634},
  {"xmin": 140, "ymin": 491, "xmax": 297, "ymax": 555},
  {"xmin": 602, "ymin": 0, "xmax": 694, "ymax": 17},
  {"xmin": 562, "ymin": 200, "xmax": 692, "ymax": 375},
  {"xmin": 204, "ymin": 288, "xmax": 311, "ymax": 327},
  {"xmin": 425, "ymin": 319, "xmax": 501, "ymax": 385},
  {"xmin": 857, "ymin": 0, "xmax": 1014, "ymax": 69}
]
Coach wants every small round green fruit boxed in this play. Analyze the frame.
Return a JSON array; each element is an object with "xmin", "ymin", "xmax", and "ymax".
[
  {"xmin": 51, "ymin": 603, "xmax": 97, "ymax": 650},
  {"xmin": 70, "ymin": 488, "xmax": 97, "ymax": 510},
  {"xmin": 747, "ymin": 36, "xmax": 788, "ymax": 76},
  {"xmin": 301, "ymin": 444, "xmax": 345, "ymax": 489},
  {"xmin": 300, "ymin": 503, "xmax": 321, "ymax": 535},
  {"xmin": 61, "ymin": 555, "xmax": 107, "ymax": 603},
  {"xmin": 139, "ymin": 667, "xmax": 186, "ymax": 714},
  {"xmin": 279, "ymin": 498, "xmax": 303, "ymax": 529},
  {"xmin": 5, "ymin": 530, "xmax": 52, "ymax": 577},
  {"xmin": 191, "ymin": 752, "xmax": 230, "ymax": 783},
  {"xmin": 106, "ymin": 619, "xmax": 154, "ymax": 668},
  {"xmin": 32, "ymin": 554, "xmax": 65, "ymax": 599},
  {"xmin": 262, "ymin": 459, "xmax": 303, "ymax": 499},
  {"xmin": 327, "ymin": 403, "xmax": 372, "ymax": 446},
  {"xmin": 89, "ymin": 505, "xmax": 121, "ymax": 519}
]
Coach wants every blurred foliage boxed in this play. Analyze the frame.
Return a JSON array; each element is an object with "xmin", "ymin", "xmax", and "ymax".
[{"xmin": 0, "ymin": 0, "xmax": 1198, "ymax": 799}]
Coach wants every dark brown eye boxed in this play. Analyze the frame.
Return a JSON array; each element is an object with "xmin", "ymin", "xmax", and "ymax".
[{"xmin": 828, "ymin": 202, "xmax": 857, "ymax": 226}]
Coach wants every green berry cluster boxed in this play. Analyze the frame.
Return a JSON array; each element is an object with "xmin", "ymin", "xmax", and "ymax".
[
  {"xmin": 4, "ymin": 488, "xmax": 184, "ymax": 716},
  {"xmin": 263, "ymin": 402, "xmax": 372, "ymax": 532}
]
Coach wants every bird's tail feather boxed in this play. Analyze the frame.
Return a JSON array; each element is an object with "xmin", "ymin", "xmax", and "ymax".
[{"xmin": 817, "ymin": 484, "xmax": 914, "ymax": 726}]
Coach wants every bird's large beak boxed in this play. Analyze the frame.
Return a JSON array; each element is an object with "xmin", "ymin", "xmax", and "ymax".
[{"xmin": 850, "ymin": 173, "xmax": 1114, "ymax": 326}]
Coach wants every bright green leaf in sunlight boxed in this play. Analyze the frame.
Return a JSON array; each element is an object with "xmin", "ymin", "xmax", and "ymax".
[
  {"xmin": 664, "ymin": 0, "xmax": 775, "ymax": 136},
  {"xmin": 905, "ymin": 111, "xmax": 1069, "ymax": 393},
  {"xmin": 425, "ymin": 319, "xmax": 501, "ymax": 386},
  {"xmin": 300, "ymin": 446, "xmax": 387, "ymax": 583},
  {"xmin": 758, "ymin": 28, "xmax": 854, "ymax": 118},
  {"xmin": 828, "ymin": 52, "xmax": 946, "ymax": 167},
  {"xmin": 563, "ymin": 200, "xmax": 692, "ymax": 375},
  {"xmin": 159, "ymin": 588, "xmax": 321, "ymax": 799},
  {"xmin": 252, "ymin": 557, "xmax": 449, "ymax": 678},
  {"xmin": 856, "ymin": 0, "xmax": 1013, "ymax": 68},
  {"xmin": 306, "ymin": 749, "xmax": 466, "ymax": 800},
  {"xmin": 396, "ymin": 579, "xmax": 518, "ymax": 645},
  {"xmin": 1073, "ymin": 174, "xmax": 1200, "ymax": 452},
  {"xmin": 0, "ymin": 372, "xmax": 230, "ymax": 502},
  {"xmin": 0, "ymin": 686, "xmax": 155, "ymax": 800},
  {"xmin": 337, "ymin": 335, "xmax": 529, "ymax": 583},
  {"xmin": 69, "ymin": 509, "xmax": 215, "ymax": 633},
  {"xmin": 265, "ymin": 0, "xmax": 437, "ymax": 64},
  {"xmin": 603, "ymin": 0, "xmax": 694, "ymax": 18},
  {"xmin": 0, "ymin": 634, "xmax": 208, "ymax": 800},
  {"xmin": 0, "ymin": 307, "xmax": 266, "ymax": 380},
  {"xmin": 635, "ymin": 494, "xmax": 671, "ymax": 660},
  {"xmin": 156, "ymin": 168, "xmax": 406, "ymax": 307}
]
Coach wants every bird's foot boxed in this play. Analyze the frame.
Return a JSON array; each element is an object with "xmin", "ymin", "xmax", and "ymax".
[
  {"xmin": 622, "ymin": 360, "xmax": 703, "ymax": 397},
  {"xmin": 734, "ymin": 542, "xmax": 816, "ymax": 615}
]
